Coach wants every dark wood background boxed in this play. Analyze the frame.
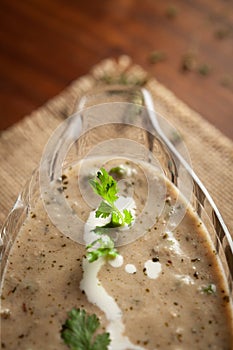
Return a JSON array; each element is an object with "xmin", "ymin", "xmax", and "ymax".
[{"xmin": 0, "ymin": 0, "xmax": 233, "ymax": 139}]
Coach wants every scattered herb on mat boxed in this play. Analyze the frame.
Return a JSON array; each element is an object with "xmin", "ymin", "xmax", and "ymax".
[
  {"xmin": 198, "ymin": 63, "xmax": 212, "ymax": 76},
  {"xmin": 214, "ymin": 26, "xmax": 231, "ymax": 40},
  {"xmin": 165, "ymin": 5, "xmax": 179, "ymax": 19},
  {"xmin": 220, "ymin": 75, "xmax": 233, "ymax": 90},
  {"xmin": 149, "ymin": 50, "xmax": 167, "ymax": 64},
  {"xmin": 61, "ymin": 308, "xmax": 110, "ymax": 350},
  {"xmin": 181, "ymin": 51, "xmax": 198, "ymax": 72}
]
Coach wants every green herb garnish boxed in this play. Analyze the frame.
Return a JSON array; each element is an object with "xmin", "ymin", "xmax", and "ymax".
[
  {"xmin": 86, "ymin": 236, "xmax": 118, "ymax": 263},
  {"xmin": 86, "ymin": 168, "xmax": 133, "ymax": 262},
  {"xmin": 201, "ymin": 283, "xmax": 216, "ymax": 294},
  {"xmin": 89, "ymin": 168, "xmax": 133, "ymax": 227},
  {"xmin": 61, "ymin": 308, "xmax": 110, "ymax": 350}
]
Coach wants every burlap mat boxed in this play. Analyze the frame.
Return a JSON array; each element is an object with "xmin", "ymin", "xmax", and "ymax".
[{"xmin": 0, "ymin": 56, "xmax": 232, "ymax": 236}]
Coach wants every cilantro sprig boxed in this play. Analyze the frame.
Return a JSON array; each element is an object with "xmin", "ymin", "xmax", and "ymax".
[
  {"xmin": 86, "ymin": 235, "xmax": 118, "ymax": 263},
  {"xmin": 89, "ymin": 168, "xmax": 133, "ymax": 226},
  {"xmin": 86, "ymin": 167, "xmax": 133, "ymax": 262},
  {"xmin": 61, "ymin": 308, "xmax": 110, "ymax": 350}
]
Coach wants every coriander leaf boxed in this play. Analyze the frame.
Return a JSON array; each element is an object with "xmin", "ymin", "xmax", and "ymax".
[
  {"xmin": 123, "ymin": 209, "xmax": 133, "ymax": 225},
  {"xmin": 86, "ymin": 236, "xmax": 118, "ymax": 262},
  {"xmin": 95, "ymin": 201, "xmax": 113, "ymax": 218},
  {"xmin": 93, "ymin": 226, "xmax": 109, "ymax": 235},
  {"xmin": 92, "ymin": 333, "xmax": 111, "ymax": 350},
  {"xmin": 111, "ymin": 211, "xmax": 123, "ymax": 226},
  {"xmin": 87, "ymin": 167, "xmax": 134, "ymax": 263},
  {"xmin": 86, "ymin": 250, "xmax": 100, "ymax": 263},
  {"xmin": 201, "ymin": 283, "xmax": 216, "ymax": 294},
  {"xmin": 89, "ymin": 167, "xmax": 133, "ymax": 228},
  {"xmin": 89, "ymin": 168, "xmax": 118, "ymax": 204},
  {"xmin": 87, "ymin": 246, "xmax": 118, "ymax": 263},
  {"xmin": 61, "ymin": 308, "xmax": 110, "ymax": 350}
]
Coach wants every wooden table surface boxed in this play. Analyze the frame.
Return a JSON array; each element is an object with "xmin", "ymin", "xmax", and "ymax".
[{"xmin": 0, "ymin": 0, "xmax": 233, "ymax": 140}]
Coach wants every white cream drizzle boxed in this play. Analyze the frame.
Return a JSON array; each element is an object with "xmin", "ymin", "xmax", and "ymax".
[
  {"xmin": 80, "ymin": 257, "xmax": 121, "ymax": 320},
  {"xmin": 108, "ymin": 254, "xmax": 124, "ymax": 268},
  {"xmin": 165, "ymin": 230, "xmax": 183, "ymax": 255},
  {"xmin": 80, "ymin": 195, "xmax": 146, "ymax": 350},
  {"xmin": 125, "ymin": 263, "xmax": 137, "ymax": 274},
  {"xmin": 80, "ymin": 257, "xmax": 145, "ymax": 350},
  {"xmin": 144, "ymin": 260, "xmax": 162, "ymax": 279},
  {"xmin": 175, "ymin": 274, "xmax": 194, "ymax": 285}
]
